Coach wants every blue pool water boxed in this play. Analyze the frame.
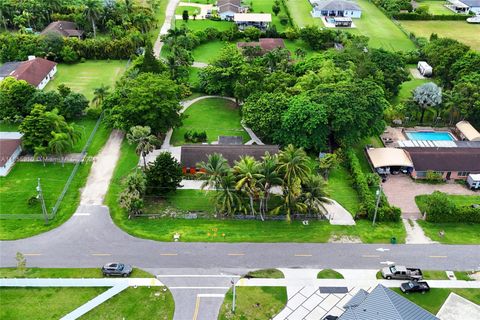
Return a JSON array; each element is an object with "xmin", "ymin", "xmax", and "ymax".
[{"xmin": 406, "ymin": 131, "xmax": 455, "ymax": 141}]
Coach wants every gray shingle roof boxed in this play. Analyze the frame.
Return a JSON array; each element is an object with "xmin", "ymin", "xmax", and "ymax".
[
  {"xmin": 460, "ymin": 0, "xmax": 480, "ymax": 7},
  {"xmin": 343, "ymin": 289, "xmax": 368, "ymax": 309},
  {"xmin": 338, "ymin": 285, "xmax": 439, "ymax": 320},
  {"xmin": 313, "ymin": 0, "xmax": 361, "ymax": 11},
  {"xmin": 0, "ymin": 62, "xmax": 21, "ymax": 78}
]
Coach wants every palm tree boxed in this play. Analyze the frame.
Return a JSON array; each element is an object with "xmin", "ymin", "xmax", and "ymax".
[
  {"xmin": 413, "ymin": 82, "xmax": 442, "ymax": 123},
  {"xmin": 197, "ymin": 153, "xmax": 229, "ymax": 191},
  {"xmin": 276, "ymin": 144, "xmax": 311, "ymax": 222},
  {"xmin": 233, "ymin": 156, "xmax": 264, "ymax": 220},
  {"xmin": 301, "ymin": 175, "xmax": 331, "ymax": 218},
  {"xmin": 258, "ymin": 152, "xmax": 282, "ymax": 216},
  {"xmin": 83, "ymin": 0, "xmax": 102, "ymax": 38},
  {"xmin": 92, "ymin": 84, "xmax": 110, "ymax": 106},
  {"xmin": 49, "ymin": 132, "xmax": 72, "ymax": 166},
  {"xmin": 34, "ymin": 146, "xmax": 48, "ymax": 167},
  {"xmin": 126, "ymin": 126, "xmax": 157, "ymax": 168},
  {"xmin": 212, "ymin": 173, "xmax": 243, "ymax": 216}
]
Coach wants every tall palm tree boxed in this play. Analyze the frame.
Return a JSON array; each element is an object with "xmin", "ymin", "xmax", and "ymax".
[
  {"xmin": 34, "ymin": 146, "xmax": 48, "ymax": 167},
  {"xmin": 259, "ymin": 152, "xmax": 282, "ymax": 216},
  {"xmin": 212, "ymin": 173, "xmax": 243, "ymax": 216},
  {"xmin": 197, "ymin": 153, "xmax": 229, "ymax": 191},
  {"xmin": 49, "ymin": 132, "xmax": 72, "ymax": 166},
  {"xmin": 126, "ymin": 126, "xmax": 157, "ymax": 168},
  {"xmin": 92, "ymin": 84, "xmax": 110, "ymax": 106},
  {"xmin": 233, "ymin": 156, "xmax": 264, "ymax": 220},
  {"xmin": 83, "ymin": 0, "xmax": 102, "ymax": 38},
  {"xmin": 276, "ymin": 144, "xmax": 311, "ymax": 222},
  {"xmin": 301, "ymin": 175, "xmax": 331, "ymax": 218}
]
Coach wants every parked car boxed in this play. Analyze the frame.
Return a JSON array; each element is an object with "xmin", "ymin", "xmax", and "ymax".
[
  {"xmin": 400, "ymin": 281, "xmax": 430, "ymax": 294},
  {"xmin": 323, "ymin": 316, "xmax": 338, "ymax": 320},
  {"xmin": 102, "ymin": 263, "xmax": 133, "ymax": 277},
  {"xmin": 381, "ymin": 265, "xmax": 423, "ymax": 280}
]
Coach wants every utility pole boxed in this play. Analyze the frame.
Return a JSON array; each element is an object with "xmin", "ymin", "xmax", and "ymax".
[
  {"xmin": 372, "ymin": 185, "xmax": 382, "ymax": 227},
  {"xmin": 231, "ymin": 279, "xmax": 236, "ymax": 313},
  {"xmin": 36, "ymin": 178, "xmax": 49, "ymax": 224}
]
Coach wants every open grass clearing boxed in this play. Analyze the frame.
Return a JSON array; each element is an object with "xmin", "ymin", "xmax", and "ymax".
[
  {"xmin": 284, "ymin": 0, "xmax": 318, "ymax": 27},
  {"xmin": 250, "ymin": 0, "xmax": 291, "ymax": 32},
  {"xmin": 170, "ymin": 98, "xmax": 250, "ymax": 145},
  {"xmin": 0, "ymin": 267, "xmax": 152, "ymax": 278},
  {"xmin": 391, "ymin": 288, "xmax": 480, "ymax": 314},
  {"xmin": 72, "ymin": 118, "xmax": 111, "ymax": 155},
  {"xmin": 45, "ymin": 60, "xmax": 127, "ymax": 100},
  {"xmin": 176, "ymin": 19, "xmax": 234, "ymax": 31},
  {"xmin": 416, "ymin": 194, "xmax": 480, "ymax": 210},
  {"xmin": 176, "ymin": 5, "xmax": 201, "ymax": 15},
  {"xmin": 246, "ymin": 269, "xmax": 284, "ymax": 278},
  {"xmin": 218, "ymin": 286, "xmax": 287, "ymax": 320},
  {"xmin": 419, "ymin": 0, "xmax": 456, "ymax": 14},
  {"xmin": 192, "ymin": 40, "xmax": 229, "ymax": 63},
  {"xmin": 423, "ymin": 270, "xmax": 449, "ymax": 280},
  {"xmin": 317, "ymin": 269, "xmax": 344, "ymax": 279},
  {"xmin": 392, "ymin": 78, "xmax": 430, "ymax": 105},
  {"xmin": 149, "ymin": 0, "xmax": 169, "ymax": 41},
  {"xmin": 417, "ymin": 220, "xmax": 480, "ymax": 244},
  {"xmin": 400, "ymin": 20, "xmax": 480, "ymax": 51},
  {"xmin": 327, "ymin": 166, "xmax": 361, "ymax": 215}
]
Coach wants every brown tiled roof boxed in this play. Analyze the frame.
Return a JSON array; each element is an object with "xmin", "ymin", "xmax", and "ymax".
[
  {"xmin": 218, "ymin": 3, "xmax": 242, "ymax": 13},
  {"xmin": 180, "ymin": 144, "xmax": 280, "ymax": 167},
  {"xmin": 237, "ymin": 38, "xmax": 285, "ymax": 54},
  {"xmin": 403, "ymin": 147, "xmax": 480, "ymax": 172},
  {"xmin": 218, "ymin": 0, "xmax": 241, "ymax": 7},
  {"xmin": 40, "ymin": 21, "xmax": 84, "ymax": 37},
  {"xmin": 0, "ymin": 139, "xmax": 21, "ymax": 167},
  {"xmin": 11, "ymin": 58, "xmax": 57, "ymax": 87}
]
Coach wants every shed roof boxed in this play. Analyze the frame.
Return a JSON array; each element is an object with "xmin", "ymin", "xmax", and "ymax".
[
  {"xmin": 404, "ymin": 147, "xmax": 480, "ymax": 172},
  {"xmin": 180, "ymin": 144, "xmax": 279, "ymax": 167},
  {"xmin": 237, "ymin": 38, "xmax": 286, "ymax": 53},
  {"xmin": 0, "ymin": 139, "xmax": 21, "ymax": 167},
  {"xmin": 459, "ymin": 0, "xmax": 480, "ymax": 7},
  {"xmin": 0, "ymin": 62, "xmax": 21, "ymax": 78},
  {"xmin": 40, "ymin": 21, "xmax": 84, "ymax": 37},
  {"xmin": 217, "ymin": 0, "xmax": 241, "ymax": 7},
  {"xmin": 234, "ymin": 13, "xmax": 272, "ymax": 22},
  {"xmin": 218, "ymin": 136, "xmax": 243, "ymax": 145},
  {"xmin": 338, "ymin": 284, "xmax": 438, "ymax": 320},
  {"xmin": 314, "ymin": 0, "xmax": 361, "ymax": 11},
  {"xmin": 11, "ymin": 58, "xmax": 57, "ymax": 87},
  {"xmin": 366, "ymin": 148, "xmax": 413, "ymax": 168},
  {"xmin": 456, "ymin": 120, "xmax": 480, "ymax": 141},
  {"xmin": 218, "ymin": 3, "xmax": 242, "ymax": 13}
]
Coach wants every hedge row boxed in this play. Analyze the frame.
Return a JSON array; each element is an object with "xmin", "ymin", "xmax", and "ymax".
[
  {"xmin": 422, "ymin": 191, "xmax": 480, "ymax": 223},
  {"xmin": 344, "ymin": 149, "xmax": 401, "ymax": 222},
  {"xmin": 393, "ymin": 13, "xmax": 470, "ymax": 20}
]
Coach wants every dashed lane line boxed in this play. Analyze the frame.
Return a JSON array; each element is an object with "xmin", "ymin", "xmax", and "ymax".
[
  {"xmin": 192, "ymin": 295, "xmax": 201, "ymax": 320},
  {"xmin": 362, "ymin": 255, "xmax": 380, "ymax": 258},
  {"xmin": 429, "ymin": 255, "xmax": 448, "ymax": 258},
  {"xmin": 91, "ymin": 253, "xmax": 111, "ymax": 256},
  {"xmin": 23, "ymin": 253, "xmax": 42, "ymax": 256},
  {"xmin": 294, "ymin": 254, "xmax": 313, "ymax": 257},
  {"xmin": 227, "ymin": 253, "xmax": 245, "ymax": 256},
  {"xmin": 160, "ymin": 253, "xmax": 178, "ymax": 256}
]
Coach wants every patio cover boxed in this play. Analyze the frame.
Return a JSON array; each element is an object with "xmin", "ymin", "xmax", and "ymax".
[
  {"xmin": 456, "ymin": 120, "xmax": 480, "ymax": 141},
  {"xmin": 234, "ymin": 13, "xmax": 272, "ymax": 22},
  {"xmin": 366, "ymin": 148, "xmax": 413, "ymax": 168}
]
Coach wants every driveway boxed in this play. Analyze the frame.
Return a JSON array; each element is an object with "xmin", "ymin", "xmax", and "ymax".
[{"xmin": 382, "ymin": 175, "xmax": 475, "ymax": 219}]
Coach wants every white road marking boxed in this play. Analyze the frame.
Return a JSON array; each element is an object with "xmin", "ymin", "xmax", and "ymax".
[
  {"xmin": 362, "ymin": 255, "xmax": 380, "ymax": 258},
  {"xmin": 160, "ymin": 253, "xmax": 178, "ymax": 256},
  {"xmin": 73, "ymin": 213, "xmax": 91, "ymax": 216},
  {"xmin": 91, "ymin": 253, "xmax": 111, "ymax": 256},
  {"xmin": 376, "ymin": 248, "xmax": 390, "ymax": 252},
  {"xmin": 380, "ymin": 261, "xmax": 395, "ymax": 265},
  {"xmin": 169, "ymin": 286, "xmax": 230, "ymax": 289},
  {"xmin": 227, "ymin": 253, "xmax": 245, "ymax": 256},
  {"xmin": 429, "ymin": 255, "xmax": 448, "ymax": 258},
  {"xmin": 23, "ymin": 253, "xmax": 42, "ymax": 256},
  {"xmin": 294, "ymin": 254, "xmax": 313, "ymax": 257},
  {"xmin": 156, "ymin": 275, "xmax": 240, "ymax": 278},
  {"xmin": 197, "ymin": 293, "xmax": 225, "ymax": 298}
]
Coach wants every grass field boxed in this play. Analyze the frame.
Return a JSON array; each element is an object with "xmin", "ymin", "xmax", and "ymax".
[
  {"xmin": 192, "ymin": 41, "xmax": 228, "ymax": 63},
  {"xmin": 72, "ymin": 119, "xmax": 112, "ymax": 155},
  {"xmin": 417, "ymin": 194, "xmax": 480, "ymax": 209},
  {"xmin": 392, "ymin": 288, "xmax": 480, "ymax": 314},
  {"xmin": 149, "ymin": 0, "xmax": 169, "ymax": 41},
  {"xmin": 246, "ymin": 269, "xmax": 285, "ymax": 278},
  {"xmin": 317, "ymin": 269, "xmax": 344, "ymax": 279},
  {"xmin": 418, "ymin": 0, "xmax": 456, "ymax": 14},
  {"xmin": 218, "ymin": 287, "xmax": 287, "ymax": 320},
  {"xmin": 392, "ymin": 78, "xmax": 429, "ymax": 105},
  {"xmin": 400, "ymin": 20, "xmax": 480, "ymax": 51},
  {"xmin": 0, "ymin": 267, "xmax": 153, "ymax": 278},
  {"xmin": 251, "ymin": 0, "xmax": 291, "ymax": 32},
  {"xmin": 45, "ymin": 60, "xmax": 127, "ymax": 100},
  {"xmin": 170, "ymin": 98, "xmax": 250, "ymax": 145},
  {"xmin": 176, "ymin": 5, "xmax": 201, "ymax": 15},
  {"xmin": 327, "ymin": 166, "xmax": 361, "ymax": 215},
  {"xmin": 417, "ymin": 221, "xmax": 480, "ymax": 244},
  {"xmin": 176, "ymin": 19, "xmax": 234, "ymax": 31},
  {"xmin": 284, "ymin": 0, "xmax": 318, "ymax": 27},
  {"xmin": 0, "ymin": 122, "xmax": 19, "ymax": 131}
]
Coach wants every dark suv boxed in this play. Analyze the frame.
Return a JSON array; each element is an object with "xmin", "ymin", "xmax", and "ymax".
[{"xmin": 102, "ymin": 263, "xmax": 133, "ymax": 277}]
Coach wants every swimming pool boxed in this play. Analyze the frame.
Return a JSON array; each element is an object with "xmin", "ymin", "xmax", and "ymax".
[{"xmin": 405, "ymin": 131, "xmax": 455, "ymax": 141}]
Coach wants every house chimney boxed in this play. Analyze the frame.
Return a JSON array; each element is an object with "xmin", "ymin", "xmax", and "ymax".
[{"xmin": 27, "ymin": 55, "xmax": 35, "ymax": 61}]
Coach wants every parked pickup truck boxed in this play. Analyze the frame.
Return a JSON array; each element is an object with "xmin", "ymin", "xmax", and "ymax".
[
  {"xmin": 400, "ymin": 281, "xmax": 430, "ymax": 294},
  {"xmin": 381, "ymin": 265, "xmax": 423, "ymax": 280}
]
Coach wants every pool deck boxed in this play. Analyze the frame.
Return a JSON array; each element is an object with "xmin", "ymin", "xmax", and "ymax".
[{"xmin": 381, "ymin": 126, "xmax": 459, "ymax": 147}]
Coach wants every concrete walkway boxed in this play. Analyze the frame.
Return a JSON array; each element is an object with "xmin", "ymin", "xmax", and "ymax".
[
  {"xmin": 192, "ymin": 61, "xmax": 209, "ymax": 68},
  {"xmin": 436, "ymin": 293, "xmax": 480, "ymax": 320},
  {"xmin": 153, "ymin": 0, "xmax": 181, "ymax": 57},
  {"xmin": 402, "ymin": 218, "xmax": 436, "ymax": 244}
]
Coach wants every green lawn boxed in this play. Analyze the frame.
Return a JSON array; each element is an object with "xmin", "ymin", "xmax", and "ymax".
[
  {"xmin": 284, "ymin": 39, "xmax": 316, "ymax": 58},
  {"xmin": 417, "ymin": 0, "xmax": 457, "ymax": 15},
  {"xmin": 171, "ymin": 98, "xmax": 250, "ymax": 146},
  {"xmin": 176, "ymin": 19, "xmax": 234, "ymax": 31},
  {"xmin": 423, "ymin": 270, "xmax": 449, "ymax": 280},
  {"xmin": 0, "ymin": 287, "xmax": 106, "ymax": 320},
  {"xmin": 284, "ymin": 0, "xmax": 318, "ymax": 27},
  {"xmin": 218, "ymin": 287, "xmax": 287, "ymax": 320},
  {"xmin": 251, "ymin": 0, "xmax": 291, "ymax": 32},
  {"xmin": 400, "ymin": 20, "xmax": 480, "ymax": 51},
  {"xmin": 317, "ymin": 269, "xmax": 344, "ymax": 279},
  {"xmin": 246, "ymin": 269, "xmax": 284, "ymax": 278},
  {"xmin": 82, "ymin": 287, "xmax": 174, "ymax": 320},
  {"xmin": 0, "ymin": 122, "xmax": 19, "ymax": 131},
  {"xmin": 353, "ymin": 136, "xmax": 383, "ymax": 174},
  {"xmin": 392, "ymin": 288, "xmax": 480, "ymax": 314},
  {"xmin": 72, "ymin": 119, "xmax": 112, "ymax": 155},
  {"xmin": 189, "ymin": 66, "xmax": 201, "ymax": 89},
  {"xmin": 175, "ymin": 5, "xmax": 201, "ymax": 15},
  {"xmin": 45, "ymin": 60, "xmax": 127, "ymax": 100},
  {"xmin": 192, "ymin": 40, "xmax": 229, "ymax": 63},
  {"xmin": 0, "ymin": 267, "xmax": 152, "ymax": 278},
  {"xmin": 149, "ymin": 0, "xmax": 169, "ymax": 41},
  {"xmin": 417, "ymin": 220, "xmax": 480, "ymax": 244},
  {"xmin": 327, "ymin": 166, "xmax": 361, "ymax": 215},
  {"xmin": 392, "ymin": 78, "xmax": 429, "ymax": 105},
  {"xmin": 144, "ymin": 189, "xmax": 215, "ymax": 214}
]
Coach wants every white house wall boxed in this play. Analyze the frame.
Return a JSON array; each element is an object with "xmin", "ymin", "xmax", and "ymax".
[
  {"xmin": 0, "ymin": 145, "xmax": 21, "ymax": 177},
  {"xmin": 37, "ymin": 65, "xmax": 57, "ymax": 90},
  {"xmin": 312, "ymin": 9, "xmax": 362, "ymax": 18}
]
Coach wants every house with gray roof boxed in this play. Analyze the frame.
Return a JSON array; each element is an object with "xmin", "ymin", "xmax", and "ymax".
[
  {"xmin": 337, "ymin": 284, "xmax": 439, "ymax": 320},
  {"xmin": 446, "ymin": 0, "xmax": 480, "ymax": 14},
  {"xmin": 311, "ymin": 0, "xmax": 362, "ymax": 18}
]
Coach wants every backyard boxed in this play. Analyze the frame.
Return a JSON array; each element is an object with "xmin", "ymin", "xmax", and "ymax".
[
  {"xmin": 170, "ymin": 98, "xmax": 250, "ymax": 145},
  {"xmin": 44, "ymin": 60, "xmax": 128, "ymax": 100},
  {"xmin": 175, "ymin": 19, "xmax": 234, "ymax": 31},
  {"xmin": 250, "ymin": 0, "xmax": 291, "ymax": 32},
  {"xmin": 400, "ymin": 21, "xmax": 480, "ymax": 51},
  {"xmin": 417, "ymin": 0, "xmax": 457, "ymax": 15}
]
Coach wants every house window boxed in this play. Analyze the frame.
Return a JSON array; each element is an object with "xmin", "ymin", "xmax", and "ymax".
[
  {"xmin": 416, "ymin": 171, "xmax": 426, "ymax": 178},
  {"xmin": 458, "ymin": 171, "xmax": 470, "ymax": 177}
]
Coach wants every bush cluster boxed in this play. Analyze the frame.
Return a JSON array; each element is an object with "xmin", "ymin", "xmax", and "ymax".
[
  {"xmin": 184, "ymin": 130, "xmax": 207, "ymax": 143},
  {"xmin": 393, "ymin": 13, "xmax": 471, "ymax": 20},
  {"xmin": 423, "ymin": 191, "xmax": 480, "ymax": 223}
]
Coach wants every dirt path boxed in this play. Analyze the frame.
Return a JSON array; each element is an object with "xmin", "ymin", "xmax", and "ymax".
[
  {"xmin": 80, "ymin": 130, "xmax": 124, "ymax": 205},
  {"xmin": 153, "ymin": 0, "xmax": 182, "ymax": 57}
]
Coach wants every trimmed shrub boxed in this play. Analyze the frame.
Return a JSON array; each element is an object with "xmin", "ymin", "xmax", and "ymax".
[{"xmin": 423, "ymin": 191, "xmax": 480, "ymax": 223}]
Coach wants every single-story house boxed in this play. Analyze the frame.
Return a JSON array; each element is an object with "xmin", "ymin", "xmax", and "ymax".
[
  {"xmin": 217, "ymin": 0, "xmax": 244, "ymax": 20},
  {"xmin": 234, "ymin": 13, "xmax": 272, "ymax": 30},
  {"xmin": 404, "ymin": 147, "xmax": 480, "ymax": 180},
  {"xmin": 218, "ymin": 135, "xmax": 243, "ymax": 145},
  {"xmin": 338, "ymin": 284, "xmax": 438, "ymax": 320},
  {"xmin": 311, "ymin": 0, "xmax": 362, "ymax": 18},
  {"xmin": 180, "ymin": 144, "xmax": 279, "ymax": 173},
  {"xmin": 447, "ymin": 0, "xmax": 480, "ymax": 14},
  {"xmin": 40, "ymin": 21, "xmax": 84, "ymax": 38},
  {"xmin": 0, "ymin": 56, "xmax": 57, "ymax": 89},
  {"xmin": 366, "ymin": 147, "xmax": 414, "ymax": 174},
  {"xmin": 0, "ymin": 132, "xmax": 23, "ymax": 177},
  {"xmin": 237, "ymin": 38, "xmax": 286, "ymax": 55},
  {"xmin": 456, "ymin": 120, "xmax": 480, "ymax": 141}
]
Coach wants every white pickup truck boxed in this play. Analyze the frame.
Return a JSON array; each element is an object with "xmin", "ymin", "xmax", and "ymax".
[{"xmin": 381, "ymin": 265, "xmax": 423, "ymax": 280}]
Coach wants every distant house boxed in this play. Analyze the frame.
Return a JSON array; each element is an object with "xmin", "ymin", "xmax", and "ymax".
[
  {"xmin": 237, "ymin": 38, "xmax": 286, "ymax": 55},
  {"xmin": 456, "ymin": 120, "xmax": 480, "ymax": 141},
  {"xmin": 217, "ymin": 0, "xmax": 243, "ymax": 20},
  {"xmin": 338, "ymin": 284, "xmax": 438, "ymax": 320},
  {"xmin": 446, "ymin": 0, "xmax": 480, "ymax": 14},
  {"xmin": 234, "ymin": 13, "xmax": 272, "ymax": 30},
  {"xmin": 0, "ymin": 56, "xmax": 57, "ymax": 89},
  {"xmin": 311, "ymin": 0, "xmax": 362, "ymax": 18},
  {"xmin": 40, "ymin": 21, "xmax": 84, "ymax": 38},
  {"xmin": 0, "ymin": 132, "xmax": 22, "ymax": 177},
  {"xmin": 180, "ymin": 144, "xmax": 279, "ymax": 173}
]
